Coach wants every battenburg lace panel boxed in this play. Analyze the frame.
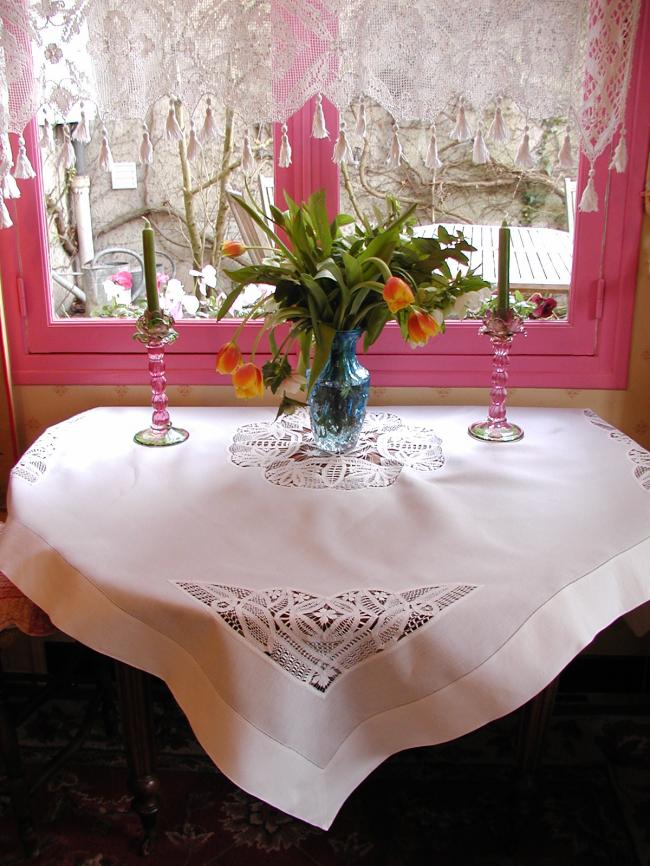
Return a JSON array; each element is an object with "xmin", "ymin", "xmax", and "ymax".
[
  {"xmin": 0, "ymin": 0, "xmax": 641, "ymax": 216},
  {"xmin": 10, "ymin": 414, "xmax": 85, "ymax": 485},
  {"xmin": 584, "ymin": 409, "xmax": 650, "ymax": 491},
  {"xmin": 173, "ymin": 582, "xmax": 479, "ymax": 693},
  {"xmin": 229, "ymin": 409, "xmax": 444, "ymax": 490}
]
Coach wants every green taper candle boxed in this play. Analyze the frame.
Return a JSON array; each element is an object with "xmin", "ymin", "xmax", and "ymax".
[
  {"xmin": 497, "ymin": 220, "xmax": 510, "ymax": 318},
  {"xmin": 142, "ymin": 218, "xmax": 160, "ymax": 315}
]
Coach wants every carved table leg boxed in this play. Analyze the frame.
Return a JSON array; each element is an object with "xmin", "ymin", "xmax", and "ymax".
[
  {"xmin": 115, "ymin": 661, "xmax": 160, "ymax": 855},
  {"xmin": 0, "ymin": 654, "xmax": 39, "ymax": 858},
  {"xmin": 516, "ymin": 676, "xmax": 560, "ymax": 783}
]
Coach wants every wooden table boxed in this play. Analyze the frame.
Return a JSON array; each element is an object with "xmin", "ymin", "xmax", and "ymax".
[{"xmin": 418, "ymin": 223, "xmax": 573, "ymax": 293}]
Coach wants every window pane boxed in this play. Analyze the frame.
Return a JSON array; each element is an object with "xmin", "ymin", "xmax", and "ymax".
[
  {"xmin": 42, "ymin": 107, "xmax": 273, "ymax": 321},
  {"xmin": 339, "ymin": 101, "xmax": 575, "ymax": 321}
]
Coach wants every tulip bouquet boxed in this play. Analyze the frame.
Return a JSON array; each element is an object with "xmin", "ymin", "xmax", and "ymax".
[{"xmin": 215, "ymin": 191, "xmax": 489, "ymax": 411}]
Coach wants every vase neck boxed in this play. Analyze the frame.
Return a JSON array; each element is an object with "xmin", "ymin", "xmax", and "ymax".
[{"xmin": 330, "ymin": 329, "xmax": 361, "ymax": 355}]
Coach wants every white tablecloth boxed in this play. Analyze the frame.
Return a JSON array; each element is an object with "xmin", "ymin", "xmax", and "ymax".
[{"xmin": 1, "ymin": 405, "xmax": 649, "ymax": 829}]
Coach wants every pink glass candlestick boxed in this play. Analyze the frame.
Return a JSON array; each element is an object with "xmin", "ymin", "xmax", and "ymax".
[
  {"xmin": 468, "ymin": 312, "xmax": 525, "ymax": 443},
  {"xmin": 133, "ymin": 311, "xmax": 189, "ymax": 447}
]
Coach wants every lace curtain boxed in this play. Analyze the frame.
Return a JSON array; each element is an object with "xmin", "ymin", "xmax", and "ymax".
[{"xmin": 0, "ymin": 0, "xmax": 642, "ymax": 224}]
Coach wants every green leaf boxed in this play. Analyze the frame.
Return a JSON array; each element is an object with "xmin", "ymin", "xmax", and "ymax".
[
  {"xmin": 216, "ymin": 284, "xmax": 245, "ymax": 320},
  {"xmin": 227, "ymin": 192, "xmax": 297, "ymax": 264},
  {"xmin": 363, "ymin": 306, "xmax": 391, "ymax": 349},
  {"xmin": 301, "ymin": 273, "xmax": 333, "ymax": 318},
  {"xmin": 305, "ymin": 189, "xmax": 332, "ymax": 256},
  {"xmin": 330, "ymin": 213, "xmax": 356, "ymax": 236},
  {"xmin": 275, "ymin": 394, "xmax": 306, "ymax": 421},
  {"xmin": 342, "ymin": 252, "xmax": 362, "ymax": 287},
  {"xmin": 308, "ymin": 322, "xmax": 336, "ymax": 394}
]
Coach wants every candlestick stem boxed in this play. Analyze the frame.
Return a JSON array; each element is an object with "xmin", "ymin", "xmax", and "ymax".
[
  {"xmin": 133, "ymin": 312, "xmax": 188, "ymax": 447},
  {"xmin": 468, "ymin": 315, "xmax": 524, "ymax": 442}
]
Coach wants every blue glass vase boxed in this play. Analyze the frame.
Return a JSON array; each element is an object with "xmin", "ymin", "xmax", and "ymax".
[{"xmin": 308, "ymin": 329, "xmax": 370, "ymax": 454}]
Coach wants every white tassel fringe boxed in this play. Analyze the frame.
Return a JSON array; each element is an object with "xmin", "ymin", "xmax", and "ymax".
[
  {"xmin": 355, "ymin": 100, "xmax": 367, "ymax": 138},
  {"xmin": 425, "ymin": 125, "xmax": 442, "ymax": 169},
  {"xmin": 578, "ymin": 167, "xmax": 599, "ymax": 213},
  {"xmin": 0, "ymin": 138, "xmax": 12, "ymax": 176},
  {"xmin": 386, "ymin": 121, "xmax": 403, "ymax": 169},
  {"xmin": 198, "ymin": 97, "xmax": 219, "ymax": 142},
  {"xmin": 278, "ymin": 123, "xmax": 292, "ymax": 168},
  {"xmin": 59, "ymin": 127, "xmax": 76, "ymax": 170},
  {"xmin": 187, "ymin": 120, "xmax": 202, "ymax": 162},
  {"xmin": 98, "ymin": 129, "xmax": 113, "ymax": 172},
  {"xmin": 14, "ymin": 136, "xmax": 36, "ymax": 179},
  {"xmin": 0, "ymin": 192, "xmax": 13, "ymax": 229},
  {"xmin": 515, "ymin": 126, "xmax": 535, "ymax": 170},
  {"xmin": 2, "ymin": 173, "xmax": 20, "ymax": 199},
  {"xmin": 165, "ymin": 99, "xmax": 183, "ymax": 142},
  {"xmin": 472, "ymin": 126, "xmax": 490, "ymax": 164},
  {"xmin": 332, "ymin": 122, "xmax": 355, "ymax": 165},
  {"xmin": 451, "ymin": 100, "xmax": 471, "ymax": 142},
  {"xmin": 41, "ymin": 118, "xmax": 55, "ymax": 151},
  {"xmin": 72, "ymin": 103, "xmax": 91, "ymax": 144},
  {"xmin": 311, "ymin": 93, "xmax": 329, "ymax": 139},
  {"xmin": 241, "ymin": 130, "xmax": 255, "ymax": 174},
  {"xmin": 139, "ymin": 125, "xmax": 154, "ymax": 164},
  {"xmin": 488, "ymin": 99, "xmax": 508, "ymax": 143},
  {"xmin": 558, "ymin": 132, "xmax": 574, "ymax": 170},
  {"xmin": 610, "ymin": 130, "xmax": 627, "ymax": 173}
]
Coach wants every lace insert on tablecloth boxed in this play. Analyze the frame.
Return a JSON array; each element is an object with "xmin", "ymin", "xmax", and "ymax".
[
  {"xmin": 229, "ymin": 410, "xmax": 444, "ymax": 490},
  {"xmin": 584, "ymin": 409, "xmax": 650, "ymax": 490},
  {"xmin": 173, "ymin": 582, "xmax": 479, "ymax": 694},
  {"xmin": 11, "ymin": 414, "xmax": 86, "ymax": 485}
]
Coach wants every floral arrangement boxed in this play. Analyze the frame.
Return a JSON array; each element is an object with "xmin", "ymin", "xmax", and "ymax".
[{"xmin": 215, "ymin": 191, "xmax": 489, "ymax": 411}]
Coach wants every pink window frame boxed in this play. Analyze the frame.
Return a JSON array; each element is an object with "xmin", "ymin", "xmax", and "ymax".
[{"xmin": 0, "ymin": 3, "xmax": 648, "ymax": 388}]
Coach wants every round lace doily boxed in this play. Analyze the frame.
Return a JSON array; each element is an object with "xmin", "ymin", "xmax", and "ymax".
[{"xmin": 229, "ymin": 410, "xmax": 445, "ymax": 491}]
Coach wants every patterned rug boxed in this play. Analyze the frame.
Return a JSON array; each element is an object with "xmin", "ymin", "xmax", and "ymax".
[{"xmin": 1, "ymin": 683, "xmax": 650, "ymax": 866}]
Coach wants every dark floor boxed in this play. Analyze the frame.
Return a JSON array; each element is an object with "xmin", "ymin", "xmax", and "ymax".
[{"xmin": 1, "ymin": 647, "xmax": 650, "ymax": 866}]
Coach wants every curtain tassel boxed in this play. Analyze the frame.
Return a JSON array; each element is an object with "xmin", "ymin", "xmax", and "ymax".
[
  {"xmin": 278, "ymin": 123, "xmax": 292, "ymax": 168},
  {"xmin": 355, "ymin": 99, "xmax": 367, "ymax": 139},
  {"xmin": 198, "ymin": 97, "xmax": 219, "ymax": 142},
  {"xmin": 610, "ymin": 129, "xmax": 627, "ymax": 173},
  {"xmin": 488, "ymin": 98, "xmax": 508, "ymax": 143},
  {"xmin": 386, "ymin": 120, "xmax": 403, "ymax": 169},
  {"xmin": 578, "ymin": 167, "xmax": 599, "ymax": 213},
  {"xmin": 311, "ymin": 93, "xmax": 329, "ymax": 139},
  {"xmin": 72, "ymin": 103, "xmax": 91, "ymax": 144},
  {"xmin": 187, "ymin": 120, "xmax": 202, "ymax": 162},
  {"xmin": 59, "ymin": 127, "xmax": 76, "ymax": 170},
  {"xmin": 241, "ymin": 130, "xmax": 256, "ymax": 174},
  {"xmin": 558, "ymin": 131, "xmax": 574, "ymax": 170},
  {"xmin": 515, "ymin": 126, "xmax": 535, "ymax": 170},
  {"xmin": 165, "ymin": 99, "xmax": 183, "ymax": 142},
  {"xmin": 332, "ymin": 122, "xmax": 355, "ymax": 165},
  {"xmin": 139, "ymin": 124, "xmax": 154, "ymax": 164},
  {"xmin": 2, "ymin": 173, "xmax": 20, "ymax": 199},
  {"xmin": 425, "ymin": 125, "xmax": 442, "ymax": 169},
  {"xmin": 451, "ymin": 99, "xmax": 471, "ymax": 142},
  {"xmin": 40, "ymin": 117, "xmax": 55, "ymax": 151},
  {"xmin": 472, "ymin": 126, "xmax": 490, "ymax": 164},
  {"xmin": 0, "ymin": 192, "xmax": 13, "ymax": 229},
  {"xmin": 98, "ymin": 128, "xmax": 113, "ymax": 172},
  {"xmin": 14, "ymin": 136, "xmax": 36, "ymax": 180}
]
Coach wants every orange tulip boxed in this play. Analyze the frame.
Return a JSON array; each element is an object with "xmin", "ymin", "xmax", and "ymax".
[
  {"xmin": 382, "ymin": 276, "xmax": 414, "ymax": 313},
  {"xmin": 221, "ymin": 240, "xmax": 247, "ymax": 258},
  {"xmin": 215, "ymin": 341, "xmax": 243, "ymax": 375},
  {"xmin": 232, "ymin": 362, "xmax": 264, "ymax": 399},
  {"xmin": 407, "ymin": 309, "xmax": 441, "ymax": 345}
]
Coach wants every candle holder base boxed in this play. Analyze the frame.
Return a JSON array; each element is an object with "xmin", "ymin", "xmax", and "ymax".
[
  {"xmin": 468, "ymin": 420, "xmax": 524, "ymax": 442},
  {"xmin": 134, "ymin": 425, "xmax": 189, "ymax": 447}
]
